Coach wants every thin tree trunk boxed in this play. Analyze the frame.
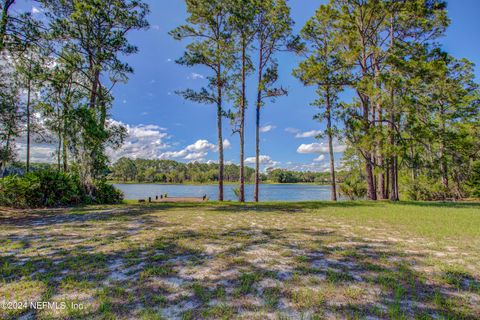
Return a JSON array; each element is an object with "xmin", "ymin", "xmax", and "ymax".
[
  {"xmin": 254, "ymin": 39, "xmax": 264, "ymax": 203},
  {"xmin": 1, "ymin": 129, "xmax": 12, "ymax": 177},
  {"xmin": 254, "ymin": 95, "xmax": 260, "ymax": 202},
  {"xmin": 389, "ymin": 110, "xmax": 399, "ymax": 201},
  {"xmin": 326, "ymin": 89, "xmax": 337, "ymax": 201},
  {"xmin": 26, "ymin": 76, "xmax": 31, "ymax": 173},
  {"xmin": 389, "ymin": 16, "xmax": 399, "ymax": 202},
  {"xmin": 439, "ymin": 108, "xmax": 449, "ymax": 189},
  {"xmin": 385, "ymin": 158, "xmax": 390, "ymax": 197},
  {"xmin": 217, "ymin": 64, "xmax": 224, "ymax": 201},
  {"xmin": 410, "ymin": 145, "xmax": 415, "ymax": 182},
  {"xmin": 63, "ymin": 105, "xmax": 68, "ymax": 173},
  {"xmin": 359, "ymin": 33, "xmax": 376, "ymax": 200},
  {"xmin": 395, "ymin": 156, "xmax": 399, "ymax": 199},
  {"xmin": 376, "ymin": 87, "xmax": 386, "ymax": 199},
  {"xmin": 239, "ymin": 39, "xmax": 246, "ymax": 202},
  {"xmin": 57, "ymin": 131, "xmax": 62, "ymax": 172},
  {"xmin": 362, "ymin": 95, "xmax": 376, "ymax": 200}
]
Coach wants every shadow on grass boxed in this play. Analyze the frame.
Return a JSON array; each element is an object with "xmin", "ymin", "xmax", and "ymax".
[{"xmin": 2, "ymin": 214, "xmax": 479, "ymax": 319}]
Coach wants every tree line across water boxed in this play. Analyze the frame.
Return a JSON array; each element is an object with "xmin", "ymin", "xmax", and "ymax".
[
  {"xmin": 109, "ymin": 158, "xmax": 338, "ymax": 185},
  {"xmin": 0, "ymin": 0, "xmax": 479, "ymax": 207}
]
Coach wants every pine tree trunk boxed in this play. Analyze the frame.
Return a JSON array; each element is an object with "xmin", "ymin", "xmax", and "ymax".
[
  {"xmin": 440, "ymin": 108, "xmax": 449, "ymax": 189},
  {"xmin": 389, "ymin": 111, "xmax": 399, "ymax": 201},
  {"xmin": 362, "ymin": 95, "xmax": 376, "ymax": 200},
  {"xmin": 57, "ymin": 130, "xmax": 62, "ymax": 172},
  {"xmin": 389, "ymin": 16, "xmax": 399, "ymax": 202},
  {"xmin": 385, "ymin": 158, "xmax": 390, "ymax": 197},
  {"xmin": 326, "ymin": 91, "xmax": 337, "ymax": 201},
  {"xmin": 254, "ymin": 97, "xmax": 260, "ymax": 202},
  {"xmin": 217, "ymin": 65, "xmax": 224, "ymax": 201},
  {"xmin": 366, "ymin": 158, "xmax": 376, "ymax": 200},
  {"xmin": 239, "ymin": 39, "xmax": 246, "ymax": 202},
  {"xmin": 26, "ymin": 77, "xmax": 31, "ymax": 173},
  {"xmin": 63, "ymin": 105, "xmax": 68, "ymax": 173},
  {"xmin": 254, "ymin": 41, "xmax": 264, "ymax": 203}
]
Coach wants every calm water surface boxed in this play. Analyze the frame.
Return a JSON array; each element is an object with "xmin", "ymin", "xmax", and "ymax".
[{"xmin": 114, "ymin": 183, "xmax": 335, "ymax": 202}]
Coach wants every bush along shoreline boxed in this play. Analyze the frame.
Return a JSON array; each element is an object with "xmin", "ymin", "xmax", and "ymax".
[{"xmin": 0, "ymin": 170, "xmax": 123, "ymax": 208}]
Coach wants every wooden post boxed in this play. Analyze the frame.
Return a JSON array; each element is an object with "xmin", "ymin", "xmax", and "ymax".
[{"xmin": 148, "ymin": 197, "xmax": 151, "ymax": 203}]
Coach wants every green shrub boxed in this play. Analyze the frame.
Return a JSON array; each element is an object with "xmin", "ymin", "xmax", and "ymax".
[
  {"xmin": 339, "ymin": 174, "xmax": 367, "ymax": 200},
  {"xmin": 467, "ymin": 161, "xmax": 480, "ymax": 198},
  {"xmin": 402, "ymin": 175, "xmax": 453, "ymax": 201},
  {"xmin": 0, "ymin": 170, "xmax": 122, "ymax": 208},
  {"xmin": 91, "ymin": 180, "xmax": 124, "ymax": 204}
]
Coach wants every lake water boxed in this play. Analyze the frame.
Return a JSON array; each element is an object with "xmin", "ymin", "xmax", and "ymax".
[{"xmin": 114, "ymin": 183, "xmax": 335, "ymax": 202}]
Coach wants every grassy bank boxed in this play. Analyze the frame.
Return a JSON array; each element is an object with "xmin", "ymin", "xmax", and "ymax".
[{"xmin": 1, "ymin": 201, "xmax": 479, "ymax": 319}]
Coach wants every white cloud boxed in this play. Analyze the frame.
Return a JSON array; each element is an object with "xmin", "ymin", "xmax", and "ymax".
[
  {"xmin": 297, "ymin": 142, "xmax": 347, "ymax": 154},
  {"xmin": 184, "ymin": 152, "xmax": 207, "ymax": 161},
  {"xmin": 152, "ymin": 25, "xmax": 160, "ymax": 31},
  {"xmin": 285, "ymin": 127, "xmax": 300, "ymax": 134},
  {"xmin": 283, "ymin": 162, "xmax": 331, "ymax": 173},
  {"xmin": 188, "ymin": 72, "xmax": 205, "ymax": 80},
  {"xmin": 14, "ymin": 119, "xmax": 222, "ymax": 165},
  {"xmin": 223, "ymin": 139, "xmax": 231, "ymax": 149},
  {"xmin": 108, "ymin": 121, "xmax": 170, "ymax": 161},
  {"xmin": 16, "ymin": 144, "xmax": 56, "ymax": 163},
  {"xmin": 158, "ymin": 150, "xmax": 187, "ymax": 159},
  {"xmin": 260, "ymin": 125, "xmax": 276, "ymax": 133},
  {"xmin": 295, "ymin": 130, "xmax": 322, "ymax": 138},
  {"xmin": 245, "ymin": 155, "xmax": 279, "ymax": 167},
  {"xmin": 158, "ymin": 139, "xmax": 217, "ymax": 162},
  {"xmin": 185, "ymin": 139, "xmax": 216, "ymax": 152},
  {"xmin": 31, "ymin": 6, "xmax": 41, "ymax": 14},
  {"xmin": 313, "ymin": 154, "xmax": 326, "ymax": 162}
]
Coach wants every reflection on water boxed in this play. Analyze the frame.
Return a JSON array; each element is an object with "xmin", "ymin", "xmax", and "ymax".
[{"xmin": 114, "ymin": 183, "xmax": 335, "ymax": 202}]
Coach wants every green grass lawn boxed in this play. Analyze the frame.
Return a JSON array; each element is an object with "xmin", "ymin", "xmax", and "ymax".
[{"xmin": 1, "ymin": 201, "xmax": 479, "ymax": 319}]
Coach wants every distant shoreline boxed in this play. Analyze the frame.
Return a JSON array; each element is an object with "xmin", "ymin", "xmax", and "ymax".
[{"xmin": 109, "ymin": 181, "xmax": 332, "ymax": 186}]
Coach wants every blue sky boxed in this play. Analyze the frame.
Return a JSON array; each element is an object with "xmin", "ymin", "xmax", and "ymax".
[{"xmin": 18, "ymin": 0, "xmax": 480, "ymax": 171}]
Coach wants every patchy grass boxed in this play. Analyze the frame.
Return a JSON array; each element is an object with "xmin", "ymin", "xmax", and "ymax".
[{"xmin": 0, "ymin": 201, "xmax": 479, "ymax": 319}]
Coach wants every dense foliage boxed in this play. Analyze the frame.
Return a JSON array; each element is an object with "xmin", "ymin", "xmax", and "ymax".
[
  {"xmin": 0, "ymin": 170, "xmax": 123, "ymax": 208},
  {"xmin": 294, "ymin": 0, "xmax": 479, "ymax": 201},
  {"xmin": 0, "ymin": 0, "xmax": 147, "ymax": 207}
]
